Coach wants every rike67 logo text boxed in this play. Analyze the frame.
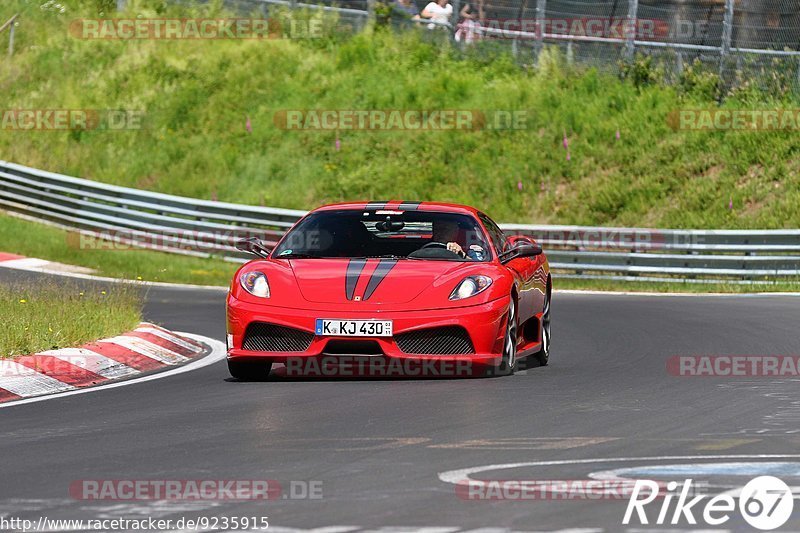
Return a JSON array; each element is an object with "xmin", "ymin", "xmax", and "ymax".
[{"xmin": 623, "ymin": 476, "xmax": 794, "ymax": 530}]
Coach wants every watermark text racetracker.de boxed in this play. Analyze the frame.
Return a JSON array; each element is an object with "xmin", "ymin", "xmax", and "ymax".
[
  {"xmin": 667, "ymin": 355, "xmax": 800, "ymax": 377},
  {"xmin": 69, "ymin": 479, "xmax": 322, "ymax": 501},
  {"xmin": 1, "ymin": 356, "xmax": 96, "ymax": 377},
  {"xmin": 669, "ymin": 109, "xmax": 800, "ymax": 131},
  {"xmin": 475, "ymin": 17, "xmax": 667, "ymax": 40},
  {"xmin": 1, "ymin": 110, "xmax": 144, "ymax": 131},
  {"xmin": 282, "ymin": 356, "xmax": 478, "ymax": 378},
  {"xmin": 505, "ymin": 227, "xmax": 702, "ymax": 252},
  {"xmin": 67, "ymin": 229, "xmax": 278, "ymax": 254},
  {"xmin": 274, "ymin": 109, "xmax": 529, "ymax": 131},
  {"xmin": 456, "ymin": 479, "xmax": 708, "ymax": 500},
  {"xmin": 69, "ymin": 18, "xmax": 322, "ymax": 40}
]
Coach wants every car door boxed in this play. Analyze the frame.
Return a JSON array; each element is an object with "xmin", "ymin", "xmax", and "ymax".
[{"xmin": 479, "ymin": 213, "xmax": 545, "ymax": 322}]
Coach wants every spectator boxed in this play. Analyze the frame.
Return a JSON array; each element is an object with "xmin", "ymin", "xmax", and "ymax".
[
  {"xmin": 455, "ymin": 0, "xmax": 484, "ymax": 43},
  {"xmin": 393, "ymin": 0, "xmax": 421, "ymax": 20},
  {"xmin": 421, "ymin": 0, "xmax": 452, "ymax": 30}
]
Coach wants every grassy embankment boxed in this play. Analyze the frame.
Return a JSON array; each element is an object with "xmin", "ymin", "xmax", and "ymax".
[{"xmin": 0, "ymin": 279, "xmax": 142, "ymax": 357}]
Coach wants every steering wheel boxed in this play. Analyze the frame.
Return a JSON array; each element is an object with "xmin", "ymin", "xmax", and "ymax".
[{"xmin": 421, "ymin": 242, "xmax": 448, "ymax": 250}]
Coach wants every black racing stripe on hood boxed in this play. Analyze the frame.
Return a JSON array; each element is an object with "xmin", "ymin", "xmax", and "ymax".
[
  {"xmin": 345, "ymin": 259, "xmax": 367, "ymax": 300},
  {"xmin": 364, "ymin": 201, "xmax": 388, "ymax": 210},
  {"xmin": 362, "ymin": 259, "xmax": 398, "ymax": 301},
  {"xmin": 397, "ymin": 201, "xmax": 421, "ymax": 211}
]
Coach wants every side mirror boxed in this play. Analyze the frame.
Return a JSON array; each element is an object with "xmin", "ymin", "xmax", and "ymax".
[
  {"xmin": 235, "ymin": 237, "xmax": 271, "ymax": 258},
  {"xmin": 504, "ymin": 235, "xmax": 535, "ymax": 251},
  {"xmin": 500, "ymin": 243, "xmax": 543, "ymax": 264}
]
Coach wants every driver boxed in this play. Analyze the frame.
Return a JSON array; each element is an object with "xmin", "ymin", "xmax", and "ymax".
[{"xmin": 432, "ymin": 219, "xmax": 485, "ymax": 260}]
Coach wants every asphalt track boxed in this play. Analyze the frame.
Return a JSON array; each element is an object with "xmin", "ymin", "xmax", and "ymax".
[{"xmin": 2, "ymin": 268, "xmax": 800, "ymax": 532}]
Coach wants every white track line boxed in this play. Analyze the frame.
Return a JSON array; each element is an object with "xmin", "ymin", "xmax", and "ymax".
[
  {"xmin": 438, "ymin": 454, "xmax": 800, "ymax": 485},
  {"xmin": 0, "ymin": 334, "xmax": 225, "ymax": 409},
  {"xmin": 0, "ymin": 260, "xmax": 228, "ymax": 291},
  {"xmin": 556, "ymin": 289, "xmax": 800, "ymax": 298},
  {"xmin": 0, "ymin": 258, "xmax": 51, "ymax": 269}
]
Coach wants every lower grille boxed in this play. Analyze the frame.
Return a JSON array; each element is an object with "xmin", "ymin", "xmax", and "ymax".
[
  {"xmin": 324, "ymin": 340, "xmax": 383, "ymax": 356},
  {"xmin": 242, "ymin": 322, "xmax": 314, "ymax": 352},
  {"xmin": 395, "ymin": 326, "xmax": 475, "ymax": 355}
]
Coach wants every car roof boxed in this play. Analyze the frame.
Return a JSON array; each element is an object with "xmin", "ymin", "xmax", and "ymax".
[{"xmin": 313, "ymin": 201, "xmax": 481, "ymax": 217}]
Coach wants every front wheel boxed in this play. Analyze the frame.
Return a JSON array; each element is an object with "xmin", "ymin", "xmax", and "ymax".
[
  {"xmin": 534, "ymin": 290, "xmax": 551, "ymax": 366},
  {"xmin": 228, "ymin": 359, "xmax": 272, "ymax": 381},
  {"xmin": 495, "ymin": 298, "xmax": 518, "ymax": 376}
]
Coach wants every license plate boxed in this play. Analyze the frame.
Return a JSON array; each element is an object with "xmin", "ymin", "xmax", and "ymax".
[{"xmin": 315, "ymin": 319, "xmax": 393, "ymax": 337}]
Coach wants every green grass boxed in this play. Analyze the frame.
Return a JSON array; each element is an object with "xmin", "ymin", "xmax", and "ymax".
[
  {"xmin": 2, "ymin": 0, "xmax": 800, "ymax": 229},
  {"xmin": 0, "ymin": 212, "xmax": 238, "ymax": 286},
  {"xmin": 0, "ymin": 279, "xmax": 143, "ymax": 357}
]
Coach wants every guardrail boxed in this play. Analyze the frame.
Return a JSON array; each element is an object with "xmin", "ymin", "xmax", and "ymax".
[
  {"xmin": 2, "ymin": 160, "xmax": 800, "ymax": 284},
  {"xmin": 1, "ymin": 13, "xmax": 18, "ymax": 57}
]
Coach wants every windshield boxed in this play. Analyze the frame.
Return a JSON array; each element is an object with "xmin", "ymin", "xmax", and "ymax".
[{"xmin": 272, "ymin": 209, "xmax": 492, "ymax": 262}]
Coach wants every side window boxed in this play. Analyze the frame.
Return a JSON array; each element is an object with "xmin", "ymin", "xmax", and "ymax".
[{"xmin": 478, "ymin": 212, "xmax": 505, "ymax": 255}]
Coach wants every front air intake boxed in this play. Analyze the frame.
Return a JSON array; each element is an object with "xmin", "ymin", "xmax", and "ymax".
[
  {"xmin": 395, "ymin": 326, "xmax": 475, "ymax": 355},
  {"xmin": 242, "ymin": 322, "xmax": 314, "ymax": 352}
]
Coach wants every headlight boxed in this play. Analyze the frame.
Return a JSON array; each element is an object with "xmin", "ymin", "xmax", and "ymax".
[
  {"xmin": 240, "ymin": 271, "xmax": 270, "ymax": 298},
  {"xmin": 449, "ymin": 275, "xmax": 493, "ymax": 300}
]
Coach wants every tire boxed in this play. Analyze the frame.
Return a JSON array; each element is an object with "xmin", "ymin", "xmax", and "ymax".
[
  {"xmin": 495, "ymin": 297, "xmax": 519, "ymax": 376},
  {"xmin": 534, "ymin": 288, "xmax": 551, "ymax": 366},
  {"xmin": 228, "ymin": 359, "xmax": 272, "ymax": 381}
]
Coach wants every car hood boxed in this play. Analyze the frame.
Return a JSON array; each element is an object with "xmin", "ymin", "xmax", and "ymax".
[{"xmin": 289, "ymin": 258, "xmax": 467, "ymax": 304}]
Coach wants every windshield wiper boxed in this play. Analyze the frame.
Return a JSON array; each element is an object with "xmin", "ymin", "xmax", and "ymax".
[
  {"xmin": 273, "ymin": 252, "xmax": 323, "ymax": 259},
  {"xmin": 359, "ymin": 254, "xmax": 408, "ymax": 260}
]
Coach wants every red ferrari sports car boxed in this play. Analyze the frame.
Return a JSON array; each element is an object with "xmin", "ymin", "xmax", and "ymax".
[{"xmin": 226, "ymin": 201, "xmax": 551, "ymax": 379}]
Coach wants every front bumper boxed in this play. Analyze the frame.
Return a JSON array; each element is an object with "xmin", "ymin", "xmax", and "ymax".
[{"xmin": 226, "ymin": 296, "xmax": 511, "ymax": 371}]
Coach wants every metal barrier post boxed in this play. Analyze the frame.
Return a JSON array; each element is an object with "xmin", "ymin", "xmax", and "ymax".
[
  {"xmin": 451, "ymin": 0, "xmax": 461, "ymax": 32},
  {"xmin": 719, "ymin": 0, "xmax": 734, "ymax": 76},
  {"xmin": 7, "ymin": 20, "xmax": 13, "ymax": 56},
  {"xmin": 366, "ymin": 0, "xmax": 375, "ymax": 22},
  {"xmin": 1, "ymin": 14, "xmax": 18, "ymax": 57},
  {"xmin": 796, "ymin": 57, "xmax": 800, "ymax": 87},
  {"xmin": 625, "ymin": 0, "xmax": 638, "ymax": 60},
  {"xmin": 534, "ymin": 0, "xmax": 546, "ymax": 58}
]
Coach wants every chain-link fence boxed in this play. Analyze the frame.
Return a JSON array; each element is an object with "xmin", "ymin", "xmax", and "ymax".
[{"xmin": 178, "ymin": 0, "xmax": 800, "ymax": 92}]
